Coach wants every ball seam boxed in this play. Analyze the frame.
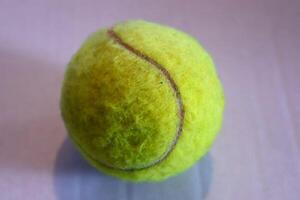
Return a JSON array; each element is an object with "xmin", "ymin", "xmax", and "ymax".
[{"xmin": 105, "ymin": 28, "xmax": 185, "ymax": 171}]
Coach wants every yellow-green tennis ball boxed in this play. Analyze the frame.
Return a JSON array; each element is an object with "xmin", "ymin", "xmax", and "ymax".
[{"xmin": 60, "ymin": 20, "xmax": 224, "ymax": 182}]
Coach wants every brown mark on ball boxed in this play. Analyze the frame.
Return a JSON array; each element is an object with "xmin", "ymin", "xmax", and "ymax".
[{"xmin": 92, "ymin": 28, "xmax": 185, "ymax": 171}]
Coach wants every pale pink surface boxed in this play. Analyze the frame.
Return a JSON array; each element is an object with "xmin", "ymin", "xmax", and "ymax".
[{"xmin": 0, "ymin": 0, "xmax": 300, "ymax": 199}]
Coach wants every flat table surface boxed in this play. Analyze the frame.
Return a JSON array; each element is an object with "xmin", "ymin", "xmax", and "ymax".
[{"xmin": 1, "ymin": 0, "xmax": 300, "ymax": 199}]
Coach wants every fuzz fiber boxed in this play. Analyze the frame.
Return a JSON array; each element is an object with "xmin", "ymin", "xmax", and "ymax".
[{"xmin": 60, "ymin": 20, "xmax": 224, "ymax": 182}]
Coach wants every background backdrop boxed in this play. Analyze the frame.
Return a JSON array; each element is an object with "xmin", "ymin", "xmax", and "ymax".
[{"xmin": 1, "ymin": 0, "xmax": 299, "ymax": 199}]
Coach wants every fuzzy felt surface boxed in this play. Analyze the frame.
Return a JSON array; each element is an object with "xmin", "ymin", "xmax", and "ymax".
[{"xmin": 60, "ymin": 20, "xmax": 224, "ymax": 182}]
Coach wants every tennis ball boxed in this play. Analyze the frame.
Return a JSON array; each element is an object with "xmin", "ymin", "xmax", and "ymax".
[{"xmin": 60, "ymin": 20, "xmax": 224, "ymax": 182}]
